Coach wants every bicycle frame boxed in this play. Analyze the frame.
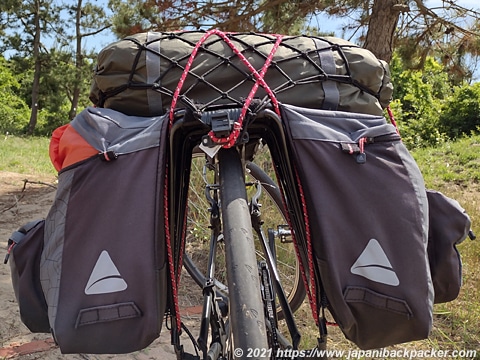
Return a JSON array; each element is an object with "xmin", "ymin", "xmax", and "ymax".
[
  {"xmin": 168, "ymin": 106, "xmax": 310, "ymax": 275},
  {"xmin": 167, "ymin": 105, "xmax": 321, "ymax": 359}
]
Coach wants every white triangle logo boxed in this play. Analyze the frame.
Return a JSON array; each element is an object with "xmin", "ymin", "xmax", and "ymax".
[
  {"xmin": 85, "ymin": 251, "xmax": 128, "ymax": 295},
  {"xmin": 350, "ymin": 239, "xmax": 399, "ymax": 286}
]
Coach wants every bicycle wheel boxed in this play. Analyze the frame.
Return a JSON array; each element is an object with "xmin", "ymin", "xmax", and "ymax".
[
  {"xmin": 218, "ymin": 147, "xmax": 269, "ymax": 358},
  {"xmin": 183, "ymin": 149, "xmax": 305, "ymax": 316}
]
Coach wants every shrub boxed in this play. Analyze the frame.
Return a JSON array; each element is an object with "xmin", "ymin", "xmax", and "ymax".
[
  {"xmin": 0, "ymin": 57, "xmax": 30, "ymax": 134},
  {"xmin": 389, "ymin": 56, "xmax": 451, "ymax": 149},
  {"xmin": 439, "ymin": 82, "xmax": 480, "ymax": 139}
]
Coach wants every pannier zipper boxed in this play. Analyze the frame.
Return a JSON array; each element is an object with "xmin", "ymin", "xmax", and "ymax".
[{"xmin": 341, "ymin": 134, "xmax": 401, "ymax": 164}]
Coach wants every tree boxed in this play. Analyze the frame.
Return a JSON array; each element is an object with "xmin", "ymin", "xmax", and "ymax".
[
  {"xmin": 328, "ymin": 1, "xmax": 480, "ymax": 81},
  {"xmin": 389, "ymin": 54, "xmax": 451, "ymax": 148},
  {"xmin": 28, "ymin": 0, "xmax": 42, "ymax": 135},
  {"xmin": 1, "ymin": 0, "xmax": 111, "ymax": 133},
  {"xmin": 66, "ymin": 0, "xmax": 111, "ymax": 120},
  {"xmin": 107, "ymin": 0, "xmax": 329, "ymax": 37},
  {"xmin": 107, "ymin": 0, "xmax": 480, "ymax": 82},
  {"xmin": 363, "ymin": 0, "xmax": 409, "ymax": 62},
  {"xmin": 1, "ymin": 0, "xmax": 63, "ymax": 134},
  {"xmin": 0, "ymin": 56, "xmax": 30, "ymax": 134},
  {"xmin": 395, "ymin": 1, "xmax": 480, "ymax": 83}
]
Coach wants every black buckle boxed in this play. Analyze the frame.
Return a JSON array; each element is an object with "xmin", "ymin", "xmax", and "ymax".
[
  {"xmin": 98, "ymin": 151, "xmax": 118, "ymax": 162},
  {"xmin": 210, "ymin": 111, "xmax": 235, "ymax": 138}
]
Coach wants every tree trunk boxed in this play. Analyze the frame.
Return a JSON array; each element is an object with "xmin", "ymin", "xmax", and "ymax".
[
  {"xmin": 27, "ymin": 0, "xmax": 42, "ymax": 135},
  {"xmin": 364, "ymin": 0, "xmax": 409, "ymax": 62},
  {"xmin": 69, "ymin": 0, "xmax": 83, "ymax": 120}
]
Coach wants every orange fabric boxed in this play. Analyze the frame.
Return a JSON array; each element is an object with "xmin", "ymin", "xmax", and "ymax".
[
  {"xmin": 49, "ymin": 124, "xmax": 69, "ymax": 171},
  {"xmin": 49, "ymin": 124, "xmax": 98, "ymax": 171}
]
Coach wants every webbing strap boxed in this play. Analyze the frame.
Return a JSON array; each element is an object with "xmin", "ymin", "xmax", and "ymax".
[
  {"xmin": 145, "ymin": 32, "xmax": 163, "ymax": 115},
  {"xmin": 313, "ymin": 39, "xmax": 340, "ymax": 111},
  {"xmin": 344, "ymin": 287, "xmax": 413, "ymax": 317}
]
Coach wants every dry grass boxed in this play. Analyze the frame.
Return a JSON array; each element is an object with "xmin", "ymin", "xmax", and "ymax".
[{"xmin": 3, "ymin": 135, "xmax": 479, "ymax": 359}]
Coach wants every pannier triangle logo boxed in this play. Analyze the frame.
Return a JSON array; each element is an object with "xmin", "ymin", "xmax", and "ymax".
[
  {"xmin": 85, "ymin": 250, "xmax": 128, "ymax": 295},
  {"xmin": 350, "ymin": 239, "xmax": 399, "ymax": 286}
]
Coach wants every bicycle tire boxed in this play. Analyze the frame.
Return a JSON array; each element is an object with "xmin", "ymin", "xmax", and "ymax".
[
  {"xmin": 183, "ymin": 158, "xmax": 305, "ymax": 317},
  {"xmin": 218, "ymin": 147, "xmax": 269, "ymax": 358}
]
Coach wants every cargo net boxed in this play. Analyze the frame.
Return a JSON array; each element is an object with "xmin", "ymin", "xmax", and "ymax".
[{"xmin": 91, "ymin": 30, "xmax": 393, "ymax": 117}]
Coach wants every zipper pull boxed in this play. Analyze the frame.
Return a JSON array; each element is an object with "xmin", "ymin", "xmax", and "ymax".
[{"xmin": 356, "ymin": 137, "xmax": 367, "ymax": 164}]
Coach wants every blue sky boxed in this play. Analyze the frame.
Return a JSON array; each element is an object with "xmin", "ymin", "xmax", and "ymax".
[
  {"xmin": 81, "ymin": 0, "xmax": 480, "ymax": 54},
  {"xmin": 78, "ymin": 1, "xmax": 478, "ymax": 81}
]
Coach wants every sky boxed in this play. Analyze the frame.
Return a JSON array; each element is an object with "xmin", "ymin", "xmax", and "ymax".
[
  {"xmin": 81, "ymin": 0, "xmax": 480, "ymax": 54},
  {"xmin": 77, "ymin": 0, "xmax": 478, "ymax": 81}
]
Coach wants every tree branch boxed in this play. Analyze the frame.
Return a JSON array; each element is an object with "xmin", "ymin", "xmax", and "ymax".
[
  {"xmin": 413, "ymin": 0, "xmax": 480, "ymax": 37},
  {"xmin": 1, "ymin": 179, "xmax": 56, "ymax": 214}
]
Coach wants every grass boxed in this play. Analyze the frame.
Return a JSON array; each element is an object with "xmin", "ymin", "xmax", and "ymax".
[
  {"xmin": 413, "ymin": 136, "xmax": 480, "ymax": 356},
  {"xmin": 413, "ymin": 136, "xmax": 480, "ymax": 189},
  {"xmin": 2, "ymin": 134, "xmax": 480, "ymax": 358},
  {"xmin": 0, "ymin": 135, "xmax": 56, "ymax": 177}
]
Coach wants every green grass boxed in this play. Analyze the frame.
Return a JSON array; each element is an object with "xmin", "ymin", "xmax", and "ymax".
[
  {"xmin": 410, "ymin": 136, "xmax": 480, "ymax": 357},
  {"xmin": 0, "ymin": 135, "xmax": 56, "ymax": 177},
  {"xmin": 2, "ymin": 134, "xmax": 480, "ymax": 357},
  {"xmin": 412, "ymin": 135, "xmax": 480, "ymax": 189}
]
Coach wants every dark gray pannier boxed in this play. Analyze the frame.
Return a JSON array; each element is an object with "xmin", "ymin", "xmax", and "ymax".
[
  {"xmin": 7, "ymin": 220, "xmax": 50, "ymax": 333},
  {"xmin": 427, "ymin": 189, "xmax": 472, "ymax": 304},
  {"xmin": 39, "ymin": 107, "xmax": 169, "ymax": 353},
  {"xmin": 281, "ymin": 104, "xmax": 434, "ymax": 350}
]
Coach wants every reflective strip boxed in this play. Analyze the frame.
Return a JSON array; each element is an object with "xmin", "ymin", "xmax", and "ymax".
[
  {"xmin": 313, "ymin": 38, "xmax": 340, "ymax": 111},
  {"xmin": 146, "ymin": 32, "xmax": 163, "ymax": 115}
]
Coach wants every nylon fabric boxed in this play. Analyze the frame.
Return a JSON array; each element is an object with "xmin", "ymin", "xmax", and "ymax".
[
  {"xmin": 37, "ymin": 107, "xmax": 170, "ymax": 354},
  {"xmin": 90, "ymin": 31, "xmax": 393, "ymax": 117},
  {"xmin": 70, "ymin": 107, "xmax": 166, "ymax": 155},
  {"xmin": 281, "ymin": 104, "xmax": 433, "ymax": 349},
  {"xmin": 427, "ymin": 190, "xmax": 472, "ymax": 303},
  {"xmin": 7, "ymin": 220, "xmax": 50, "ymax": 333},
  {"xmin": 50, "ymin": 124, "xmax": 98, "ymax": 171}
]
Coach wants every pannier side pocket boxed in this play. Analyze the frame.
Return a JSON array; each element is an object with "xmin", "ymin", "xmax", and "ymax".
[
  {"xmin": 427, "ymin": 190, "xmax": 473, "ymax": 303},
  {"xmin": 6, "ymin": 219, "xmax": 50, "ymax": 333}
]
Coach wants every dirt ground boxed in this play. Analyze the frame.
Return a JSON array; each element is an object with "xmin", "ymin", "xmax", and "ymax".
[{"xmin": 0, "ymin": 171, "xmax": 202, "ymax": 359}]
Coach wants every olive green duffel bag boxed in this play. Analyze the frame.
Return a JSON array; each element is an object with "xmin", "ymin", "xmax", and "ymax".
[{"xmin": 90, "ymin": 31, "xmax": 393, "ymax": 117}]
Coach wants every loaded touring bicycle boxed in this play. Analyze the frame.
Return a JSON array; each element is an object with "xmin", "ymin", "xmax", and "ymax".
[{"xmin": 6, "ymin": 30, "xmax": 473, "ymax": 359}]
